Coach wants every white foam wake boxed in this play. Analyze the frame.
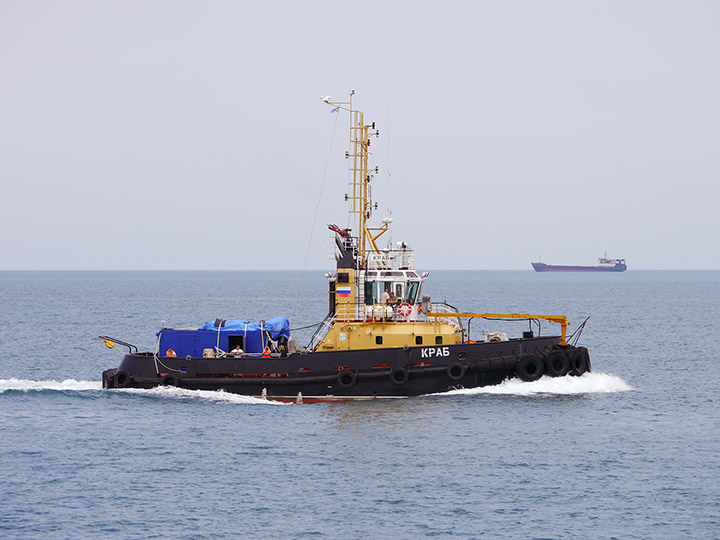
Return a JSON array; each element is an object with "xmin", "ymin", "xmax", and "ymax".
[
  {"xmin": 117, "ymin": 385, "xmax": 286, "ymax": 405},
  {"xmin": 0, "ymin": 378, "xmax": 102, "ymax": 392},
  {"xmin": 439, "ymin": 372, "xmax": 632, "ymax": 397},
  {"xmin": 0, "ymin": 378, "xmax": 284, "ymax": 405}
]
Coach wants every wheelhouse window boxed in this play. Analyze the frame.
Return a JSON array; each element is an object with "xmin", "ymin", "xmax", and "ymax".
[
  {"xmin": 405, "ymin": 281, "xmax": 419, "ymax": 304},
  {"xmin": 364, "ymin": 281, "xmax": 374, "ymax": 305},
  {"xmin": 377, "ymin": 282, "xmax": 392, "ymax": 302},
  {"xmin": 365, "ymin": 281, "xmax": 393, "ymax": 304},
  {"xmin": 364, "ymin": 274, "xmax": 421, "ymax": 305}
]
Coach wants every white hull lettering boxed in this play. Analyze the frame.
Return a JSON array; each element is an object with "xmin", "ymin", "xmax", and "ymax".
[{"xmin": 420, "ymin": 347, "xmax": 450, "ymax": 358}]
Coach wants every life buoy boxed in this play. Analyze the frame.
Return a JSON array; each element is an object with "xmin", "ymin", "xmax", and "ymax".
[
  {"xmin": 390, "ymin": 367, "xmax": 409, "ymax": 386},
  {"xmin": 337, "ymin": 370, "xmax": 357, "ymax": 388},
  {"xmin": 568, "ymin": 349, "xmax": 587, "ymax": 376},
  {"xmin": 544, "ymin": 350, "xmax": 569, "ymax": 377},
  {"xmin": 161, "ymin": 374, "xmax": 179, "ymax": 387},
  {"xmin": 515, "ymin": 355, "xmax": 544, "ymax": 382},
  {"xmin": 446, "ymin": 362, "xmax": 466, "ymax": 382},
  {"xmin": 397, "ymin": 302, "xmax": 412, "ymax": 318},
  {"xmin": 166, "ymin": 348, "xmax": 177, "ymax": 357},
  {"xmin": 114, "ymin": 370, "xmax": 130, "ymax": 388}
]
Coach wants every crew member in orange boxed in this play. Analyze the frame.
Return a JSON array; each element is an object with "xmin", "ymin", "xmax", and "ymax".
[
  {"xmin": 262, "ymin": 346, "xmax": 271, "ymax": 358},
  {"xmin": 166, "ymin": 348, "xmax": 177, "ymax": 357}
]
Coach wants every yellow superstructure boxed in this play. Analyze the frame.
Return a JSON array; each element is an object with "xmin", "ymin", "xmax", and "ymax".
[
  {"xmin": 317, "ymin": 320, "xmax": 462, "ymax": 352},
  {"xmin": 312, "ymin": 94, "xmax": 569, "ymax": 353}
]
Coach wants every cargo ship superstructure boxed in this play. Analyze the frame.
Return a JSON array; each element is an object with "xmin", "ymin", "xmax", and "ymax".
[{"xmin": 532, "ymin": 252, "xmax": 627, "ymax": 272}]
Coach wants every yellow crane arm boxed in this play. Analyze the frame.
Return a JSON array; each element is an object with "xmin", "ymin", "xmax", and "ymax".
[{"xmin": 425, "ymin": 312, "xmax": 570, "ymax": 345}]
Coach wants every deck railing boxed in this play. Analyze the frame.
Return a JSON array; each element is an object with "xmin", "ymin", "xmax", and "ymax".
[{"xmin": 331, "ymin": 300, "xmax": 460, "ymax": 325}]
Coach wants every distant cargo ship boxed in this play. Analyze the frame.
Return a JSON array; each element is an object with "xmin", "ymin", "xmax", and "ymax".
[{"xmin": 532, "ymin": 252, "xmax": 627, "ymax": 272}]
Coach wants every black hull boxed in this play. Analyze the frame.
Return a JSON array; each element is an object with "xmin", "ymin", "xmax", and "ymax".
[{"xmin": 102, "ymin": 337, "xmax": 591, "ymax": 401}]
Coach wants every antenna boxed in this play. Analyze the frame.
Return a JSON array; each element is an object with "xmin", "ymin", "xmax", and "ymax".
[
  {"xmin": 322, "ymin": 91, "xmax": 386, "ymax": 268},
  {"xmin": 386, "ymin": 96, "xmax": 393, "ymax": 247}
]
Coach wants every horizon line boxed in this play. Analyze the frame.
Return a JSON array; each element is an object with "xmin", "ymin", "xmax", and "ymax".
[{"xmin": 1, "ymin": 268, "xmax": 719, "ymax": 272}]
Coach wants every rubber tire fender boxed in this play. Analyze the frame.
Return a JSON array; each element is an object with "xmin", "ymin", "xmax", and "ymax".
[
  {"xmin": 503, "ymin": 356, "xmax": 519, "ymax": 371},
  {"xmin": 515, "ymin": 355, "xmax": 544, "ymax": 382},
  {"xmin": 390, "ymin": 367, "xmax": 409, "ymax": 386},
  {"xmin": 114, "ymin": 370, "xmax": 131, "ymax": 388},
  {"xmin": 161, "ymin": 374, "xmax": 180, "ymax": 387},
  {"xmin": 579, "ymin": 347, "xmax": 591, "ymax": 373},
  {"xmin": 337, "ymin": 370, "xmax": 357, "ymax": 388},
  {"xmin": 475, "ymin": 358, "xmax": 490, "ymax": 373},
  {"xmin": 568, "ymin": 349, "xmax": 587, "ymax": 376},
  {"xmin": 544, "ymin": 350, "xmax": 570, "ymax": 377},
  {"xmin": 102, "ymin": 370, "xmax": 116, "ymax": 389},
  {"xmin": 446, "ymin": 362, "xmax": 466, "ymax": 382}
]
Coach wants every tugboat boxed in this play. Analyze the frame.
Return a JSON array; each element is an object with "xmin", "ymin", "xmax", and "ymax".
[
  {"xmin": 532, "ymin": 252, "xmax": 627, "ymax": 272},
  {"xmin": 101, "ymin": 94, "xmax": 592, "ymax": 402}
]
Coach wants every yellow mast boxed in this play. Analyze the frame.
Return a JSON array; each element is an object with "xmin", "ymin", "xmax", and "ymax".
[{"xmin": 323, "ymin": 93, "xmax": 387, "ymax": 268}]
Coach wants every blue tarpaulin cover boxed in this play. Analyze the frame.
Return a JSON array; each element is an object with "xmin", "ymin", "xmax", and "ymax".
[
  {"xmin": 158, "ymin": 316, "xmax": 290, "ymax": 357},
  {"xmin": 197, "ymin": 317, "xmax": 290, "ymax": 338}
]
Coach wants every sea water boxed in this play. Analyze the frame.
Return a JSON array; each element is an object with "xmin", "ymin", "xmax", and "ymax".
[{"xmin": 0, "ymin": 270, "xmax": 718, "ymax": 539}]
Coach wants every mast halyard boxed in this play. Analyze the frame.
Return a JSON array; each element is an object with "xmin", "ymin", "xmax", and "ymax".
[{"xmin": 323, "ymin": 93, "xmax": 387, "ymax": 269}]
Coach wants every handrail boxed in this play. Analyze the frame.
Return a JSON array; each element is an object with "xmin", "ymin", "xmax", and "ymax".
[
  {"xmin": 308, "ymin": 314, "xmax": 335, "ymax": 351},
  {"xmin": 99, "ymin": 335, "xmax": 138, "ymax": 354},
  {"xmin": 331, "ymin": 300, "xmax": 462, "ymax": 326},
  {"xmin": 425, "ymin": 312, "xmax": 570, "ymax": 345}
]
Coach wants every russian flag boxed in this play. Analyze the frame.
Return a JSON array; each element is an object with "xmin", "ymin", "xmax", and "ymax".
[{"xmin": 337, "ymin": 287, "xmax": 351, "ymax": 297}]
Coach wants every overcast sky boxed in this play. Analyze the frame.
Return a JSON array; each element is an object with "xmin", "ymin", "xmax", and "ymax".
[{"xmin": 1, "ymin": 1, "xmax": 718, "ymax": 270}]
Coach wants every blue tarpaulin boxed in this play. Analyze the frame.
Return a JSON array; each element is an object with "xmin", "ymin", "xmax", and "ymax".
[
  {"xmin": 197, "ymin": 317, "xmax": 290, "ymax": 338},
  {"xmin": 158, "ymin": 316, "xmax": 290, "ymax": 357}
]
